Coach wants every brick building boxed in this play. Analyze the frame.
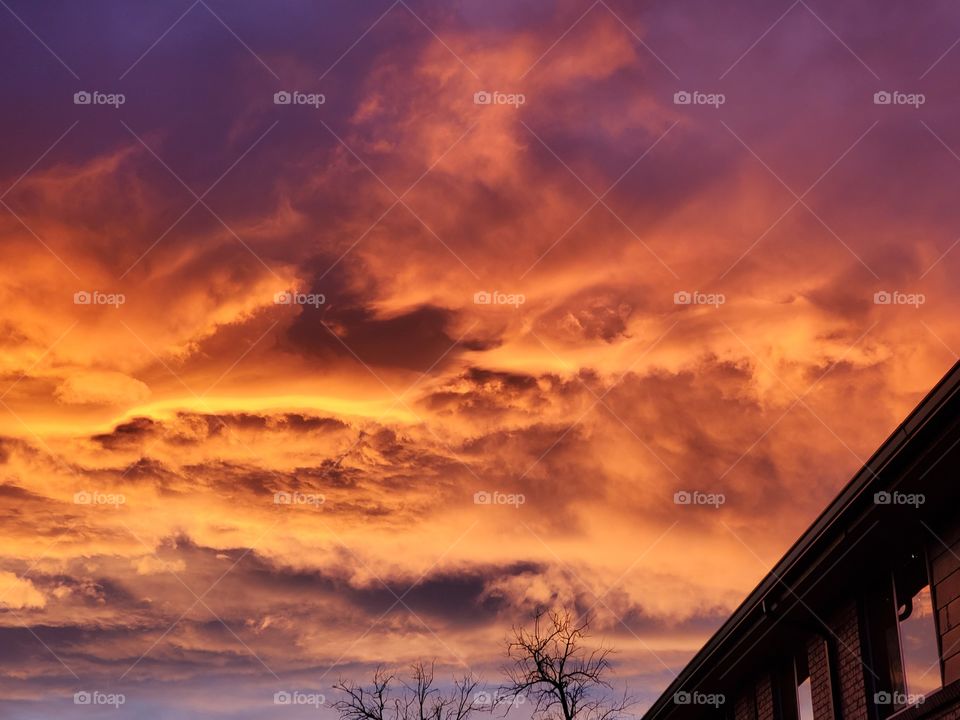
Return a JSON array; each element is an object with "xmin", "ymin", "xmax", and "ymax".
[{"xmin": 643, "ymin": 362, "xmax": 960, "ymax": 720}]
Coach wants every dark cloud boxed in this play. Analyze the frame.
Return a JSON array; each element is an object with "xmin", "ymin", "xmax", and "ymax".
[
  {"xmin": 2, "ymin": 0, "xmax": 960, "ymax": 717},
  {"xmin": 287, "ymin": 301, "xmax": 478, "ymax": 371},
  {"xmin": 92, "ymin": 417, "xmax": 159, "ymax": 450}
]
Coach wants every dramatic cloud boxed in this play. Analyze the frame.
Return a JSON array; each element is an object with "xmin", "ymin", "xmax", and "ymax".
[
  {"xmin": 1, "ymin": 0, "xmax": 959, "ymax": 717},
  {"xmin": 0, "ymin": 572, "xmax": 46, "ymax": 610}
]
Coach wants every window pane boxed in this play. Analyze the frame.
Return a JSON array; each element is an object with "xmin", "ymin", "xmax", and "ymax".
[
  {"xmin": 776, "ymin": 661, "xmax": 799, "ymax": 720},
  {"xmin": 899, "ymin": 585, "xmax": 942, "ymax": 699},
  {"xmin": 863, "ymin": 578, "xmax": 906, "ymax": 717},
  {"xmin": 797, "ymin": 676, "xmax": 814, "ymax": 720}
]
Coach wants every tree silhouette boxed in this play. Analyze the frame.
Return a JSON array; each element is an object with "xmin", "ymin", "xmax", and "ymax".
[
  {"xmin": 498, "ymin": 608, "xmax": 634, "ymax": 720},
  {"xmin": 334, "ymin": 662, "xmax": 484, "ymax": 720}
]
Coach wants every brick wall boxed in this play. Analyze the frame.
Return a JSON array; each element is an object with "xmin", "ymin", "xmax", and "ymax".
[
  {"xmin": 807, "ymin": 636, "xmax": 836, "ymax": 720},
  {"xmin": 756, "ymin": 674, "xmax": 775, "ymax": 720},
  {"xmin": 830, "ymin": 601, "xmax": 869, "ymax": 720},
  {"xmin": 931, "ymin": 523, "xmax": 960, "ymax": 684},
  {"xmin": 924, "ymin": 706, "xmax": 960, "ymax": 720},
  {"xmin": 717, "ymin": 535, "xmax": 960, "ymax": 720},
  {"xmin": 735, "ymin": 688, "xmax": 758, "ymax": 720}
]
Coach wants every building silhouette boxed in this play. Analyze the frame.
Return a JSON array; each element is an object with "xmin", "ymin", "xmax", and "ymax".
[{"xmin": 644, "ymin": 361, "xmax": 960, "ymax": 720}]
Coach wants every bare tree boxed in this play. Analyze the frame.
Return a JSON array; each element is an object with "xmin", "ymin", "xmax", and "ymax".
[
  {"xmin": 498, "ymin": 608, "xmax": 634, "ymax": 720},
  {"xmin": 334, "ymin": 662, "xmax": 485, "ymax": 720}
]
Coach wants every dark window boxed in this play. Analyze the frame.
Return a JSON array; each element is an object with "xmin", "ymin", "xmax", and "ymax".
[
  {"xmin": 895, "ymin": 552, "xmax": 942, "ymax": 699},
  {"xmin": 795, "ymin": 652, "xmax": 814, "ymax": 720},
  {"xmin": 863, "ymin": 550, "xmax": 941, "ymax": 718},
  {"xmin": 773, "ymin": 651, "xmax": 815, "ymax": 720},
  {"xmin": 863, "ymin": 575, "xmax": 906, "ymax": 718},
  {"xmin": 773, "ymin": 659, "xmax": 799, "ymax": 720}
]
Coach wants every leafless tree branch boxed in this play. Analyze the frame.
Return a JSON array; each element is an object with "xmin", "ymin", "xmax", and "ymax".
[
  {"xmin": 497, "ymin": 608, "xmax": 636, "ymax": 720},
  {"xmin": 335, "ymin": 662, "xmax": 485, "ymax": 720}
]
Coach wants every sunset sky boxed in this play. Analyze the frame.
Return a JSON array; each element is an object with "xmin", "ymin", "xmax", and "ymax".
[{"xmin": 2, "ymin": 0, "xmax": 960, "ymax": 717}]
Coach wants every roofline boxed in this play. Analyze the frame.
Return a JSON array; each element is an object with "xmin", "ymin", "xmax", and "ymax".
[{"xmin": 642, "ymin": 360, "xmax": 960, "ymax": 720}]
